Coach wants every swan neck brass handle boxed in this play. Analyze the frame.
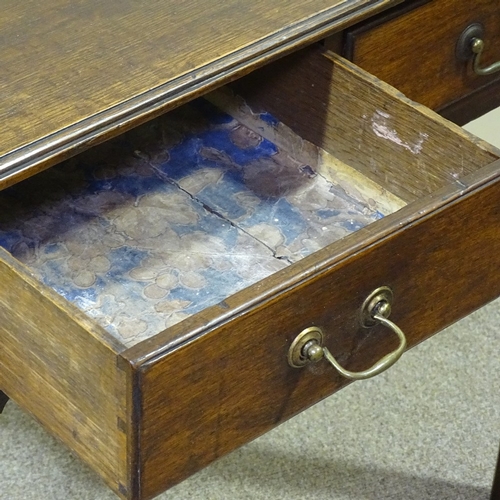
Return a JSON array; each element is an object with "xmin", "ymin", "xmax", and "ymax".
[
  {"xmin": 288, "ymin": 287, "xmax": 407, "ymax": 381},
  {"xmin": 471, "ymin": 38, "xmax": 500, "ymax": 76},
  {"xmin": 456, "ymin": 24, "xmax": 500, "ymax": 76}
]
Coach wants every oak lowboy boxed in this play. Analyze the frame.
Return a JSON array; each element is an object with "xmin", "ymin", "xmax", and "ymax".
[{"xmin": 1, "ymin": 1, "xmax": 500, "ymax": 499}]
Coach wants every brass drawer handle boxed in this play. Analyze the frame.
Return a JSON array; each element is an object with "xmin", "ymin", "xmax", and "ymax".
[
  {"xmin": 457, "ymin": 24, "xmax": 500, "ymax": 76},
  {"xmin": 288, "ymin": 287, "xmax": 407, "ymax": 380}
]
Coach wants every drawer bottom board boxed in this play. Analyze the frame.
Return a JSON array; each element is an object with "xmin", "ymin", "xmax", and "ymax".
[{"xmin": 0, "ymin": 98, "xmax": 394, "ymax": 347}]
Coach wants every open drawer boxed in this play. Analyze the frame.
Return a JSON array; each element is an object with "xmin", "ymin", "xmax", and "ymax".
[{"xmin": 1, "ymin": 46, "xmax": 499, "ymax": 500}]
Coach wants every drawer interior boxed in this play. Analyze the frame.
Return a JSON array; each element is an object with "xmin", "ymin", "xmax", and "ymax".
[{"xmin": 0, "ymin": 46, "xmax": 497, "ymax": 349}]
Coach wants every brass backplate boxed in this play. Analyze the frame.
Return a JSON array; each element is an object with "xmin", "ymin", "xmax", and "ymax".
[
  {"xmin": 288, "ymin": 326, "xmax": 324, "ymax": 368},
  {"xmin": 360, "ymin": 286, "xmax": 393, "ymax": 327}
]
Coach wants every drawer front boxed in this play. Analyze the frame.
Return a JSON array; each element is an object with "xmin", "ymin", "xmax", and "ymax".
[
  {"xmin": 127, "ymin": 160, "xmax": 500, "ymax": 500},
  {"xmin": 342, "ymin": 0, "xmax": 500, "ymax": 117}
]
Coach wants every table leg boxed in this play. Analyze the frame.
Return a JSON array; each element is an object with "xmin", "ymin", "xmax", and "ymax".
[
  {"xmin": 492, "ymin": 444, "xmax": 500, "ymax": 500},
  {"xmin": 0, "ymin": 390, "xmax": 9, "ymax": 413}
]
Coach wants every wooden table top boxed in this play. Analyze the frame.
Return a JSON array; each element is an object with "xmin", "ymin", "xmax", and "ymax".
[{"xmin": 0, "ymin": 0, "xmax": 398, "ymax": 188}]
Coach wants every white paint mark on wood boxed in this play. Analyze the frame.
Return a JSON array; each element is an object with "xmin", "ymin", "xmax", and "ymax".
[{"xmin": 371, "ymin": 111, "xmax": 428, "ymax": 154}]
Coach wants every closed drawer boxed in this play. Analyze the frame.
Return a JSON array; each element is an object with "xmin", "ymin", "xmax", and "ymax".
[
  {"xmin": 342, "ymin": 0, "xmax": 500, "ymax": 119},
  {"xmin": 1, "ymin": 46, "xmax": 500, "ymax": 500}
]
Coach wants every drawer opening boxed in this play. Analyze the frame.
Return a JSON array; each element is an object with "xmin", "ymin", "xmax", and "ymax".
[
  {"xmin": 0, "ymin": 47, "xmax": 497, "ymax": 350},
  {"xmin": 0, "ymin": 96, "xmax": 397, "ymax": 348}
]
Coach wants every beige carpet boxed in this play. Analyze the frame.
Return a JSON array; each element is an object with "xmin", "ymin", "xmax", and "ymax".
[{"xmin": 1, "ymin": 297, "xmax": 499, "ymax": 500}]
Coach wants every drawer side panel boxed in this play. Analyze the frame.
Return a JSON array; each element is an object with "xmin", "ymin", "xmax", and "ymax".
[{"xmin": 231, "ymin": 47, "xmax": 499, "ymax": 202}]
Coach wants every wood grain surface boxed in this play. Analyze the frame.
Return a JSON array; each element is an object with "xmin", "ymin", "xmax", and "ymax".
[
  {"xmin": 342, "ymin": 0, "xmax": 500, "ymax": 111},
  {"xmin": 0, "ymin": 247, "xmax": 130, "ymax": 495},
  {"xmin": 2, "ymin": 6, "xmax": 498, "ymax": 496},
  {"xmin": 124, "ymin": 158, "xmax": 500, "ymax": 499},
  {"xmin": 0, "ymin": 0, "xmax": 400, "ymax": 189},
  {"xmin": 231, "ymin": 47, "xmax": 499, "ymax": 202}
]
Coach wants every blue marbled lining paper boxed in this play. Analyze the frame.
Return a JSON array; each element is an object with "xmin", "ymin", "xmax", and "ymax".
[{"xmin": 0, "ymin": 99, "xmax": 382, "ymax": 346}]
